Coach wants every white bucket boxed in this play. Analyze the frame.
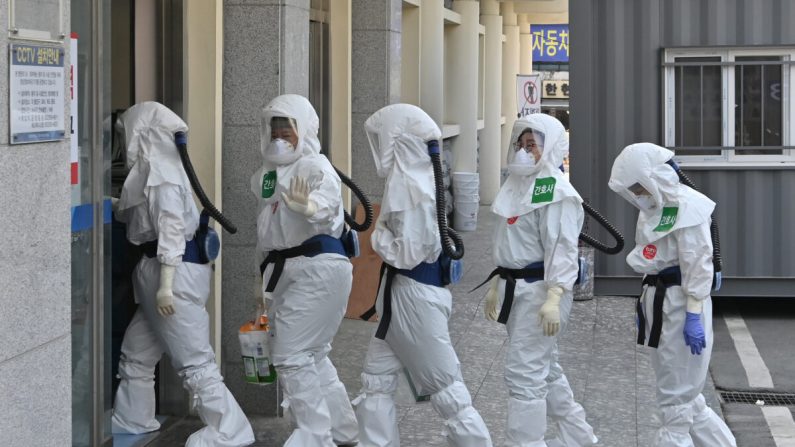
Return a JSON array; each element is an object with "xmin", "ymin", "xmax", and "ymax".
[
  {"xmin": 452, "ymin": 172, "xmax": 479, "ymax": 188},
  {"xmin": 454, "ymin": 192, "xmax": 480, "ymax": 203},
  {"xmin": 453, "ymin": 200, "xmax": 479, "ymax": 232}
]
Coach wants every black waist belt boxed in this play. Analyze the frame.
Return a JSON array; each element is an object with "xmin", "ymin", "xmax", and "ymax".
[
  {"xmin": 638, "ymin": 265, "xmax": 682, "ymax": 348},
  {"xmin": 360, "ymin": 260, "xmax": 446, "ymax": 340},
  {"xmin": 259, "ymin": 235, "xmax": 346, "ymax": 293},
  {"xmin": 471, "ymin": 263, "xmax": 544, "ymax": 325}
]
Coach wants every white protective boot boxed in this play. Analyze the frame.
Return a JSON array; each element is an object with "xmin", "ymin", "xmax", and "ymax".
[
  {"xmin": 689, "ymin": 395, "xmax": 736, "ymax": 447},
  {"xmin": 653, "ymin": 400, "xmax": 696, "ymax": 447},
  {"xmin": 111, "ymin": 312, "xmax": 162, "ymax": 435},
  {"xmin": 317, "ymin": 357, "xmax": 359, "ymax": 445},
  {"xmin": 112, "ymin": 364, "xmax": 160, "ymax": 434},
  {"xmin": 280, "ymin": 361, "xmax": 336, "ymax": 447},
  {"xmin": 505, "ymin": 397, "xmax": 547, "ymax": 447},
  {"xmin": 545, "ymin": 374, "xmax": 597, "ymax": 446},
  {"xmin": 353, "ymin": 372, "xmax": 400, "ymax": 447},
  {"xmin": 430, "ymin": 381, "xmax": 493, "ymax": 447},
  {"xmin": 183, "ymin": 364, "xmax": 255, "ymax": 447}
]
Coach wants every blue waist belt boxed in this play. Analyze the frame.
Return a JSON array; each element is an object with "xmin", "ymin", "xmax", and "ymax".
[
  {"xmin": 637, "ymin": 265, "xmax": 682, "ymax": 349},
  {"xmin": 360, "ymin": 257, "xmax": 447, "ymax": 340},
  {"xmin": 259, "ymin": 234, "xmax": 347, "ymax": 293},
  {"xmin": 142, "ymin": 238, "xmax": 205, "ymax": 264},
  {"xmin": 397, "ymin": 260, "xmax": 445, "ymax": 288}
]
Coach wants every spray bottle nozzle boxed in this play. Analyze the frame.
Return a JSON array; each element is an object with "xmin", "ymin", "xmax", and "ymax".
[
  {"xmin": 175, "ymin": 131, "xmax": 187, "ymax": 146},
  {"xmin": 427, "ymin": 140, "xmax": 440, "ymax": 155}
]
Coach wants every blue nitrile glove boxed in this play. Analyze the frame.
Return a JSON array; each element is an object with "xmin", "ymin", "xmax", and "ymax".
[{"xmin": 683, "ymin": 312, "xmax": 706, "ymax": 355}]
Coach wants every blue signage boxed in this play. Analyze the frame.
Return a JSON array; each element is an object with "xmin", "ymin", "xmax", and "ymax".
[{"xmin": 531, "ymin": 24, "xmax": 569, "ymax": 63}]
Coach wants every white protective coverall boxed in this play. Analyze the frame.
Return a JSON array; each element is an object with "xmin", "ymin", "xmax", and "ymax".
[
  {"xmin": 250, "ymin": 94, "xmax": 358, "ymax": 446},
  {"xmin": 112, "ymin": 102, "xmax": 254, "ymax": 446},
  {"xmin": 354, "ymin": 104, "xmax": 492, "ymax": 447},
  {"xmin": 608, "ymin": 143, "xmax": 736, "ymax": 447},
  {"xmin": 489, "ymin": 114, "xmax": 597, "ymax": 447}
]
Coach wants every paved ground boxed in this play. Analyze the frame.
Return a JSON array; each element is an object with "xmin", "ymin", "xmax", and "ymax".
[
  {"xmin": 147, "ymin": 206, "xmax": 737, "ymax": 446},
  {"xmin": 710, "ymin": 298, "xmax": 795, "ymax": 447}
]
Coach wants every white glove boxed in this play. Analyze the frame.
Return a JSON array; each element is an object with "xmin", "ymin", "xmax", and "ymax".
[
  {"xmin": 538, "ymin": 285, "xmax": 563, "ymax": 337},
  {"xmin": 156, "ymin": 264, "xmax": 177, "ymax": 317},
  {"xmin": 281, "ymin": 176, "xmax": 317, "ymax": 217},
  {"xmin": 484, "ymin": 277, "xmax": 500, "ymax": 321},
  {"xmin": 111, "ymin": 197, "xmax": 120, "ymax": 213}
]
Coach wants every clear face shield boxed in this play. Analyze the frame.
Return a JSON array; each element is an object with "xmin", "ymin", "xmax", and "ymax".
[
  {"xmin": 366, "ymin": 127, "xmax": 394, "ymax": 178},
  {"xmin": 261, "ymin": 116, "xmax": 301, "ymax": 165},
  {"xmin": 507, "ymin": 127, "xmax": 545, "ymax": 175},
  {"xmin": 625, "ymin": 181, "xmax": 660, "ymax": 211}
]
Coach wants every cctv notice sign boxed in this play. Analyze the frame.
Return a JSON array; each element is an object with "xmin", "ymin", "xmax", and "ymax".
[{"xmin": 9, "ymin": 44, "xmax": 66, "ymax": 144}]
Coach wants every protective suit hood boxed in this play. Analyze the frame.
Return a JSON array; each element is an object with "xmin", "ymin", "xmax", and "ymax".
[
  {"xmin": 259, "ymin": 94, "xmax": 321, "ymax": 159},
  {"xmin": 251, "ymin": 94, "xmax": 326, "ymax": 204},
  {"xmin": 116, "ymin": 101, "xmax": 191, "ymax": 212},
  {"xmin": 492, "ymin": 113, "xmax": 581, "ymax": 218},
  {"xmin": 609, "ymin": 143, "xmax": 715, "ymax": 243},
  {"xmin": 364, "ymin": 104, "xmax": 440, "ymax": 214}
]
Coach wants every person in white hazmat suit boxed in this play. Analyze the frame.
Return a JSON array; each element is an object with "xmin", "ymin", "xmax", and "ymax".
[
  {"xmin": 608, "ymin": 143, "xmax": 736, "ymax": 447},
  {"xmin": 111, "ymin": 102, "xmax": 255, "ymax": 446},
  {"xmin": 481, "ymin": 113, "xmax": 597, "ymax": 447},
  {"xmin": 250, "ymin": 94, "xmax": 359, "ymax": 447},
  {"xmin": 354, "ymin": 104, "xmax": 493, "ymax": 447}
]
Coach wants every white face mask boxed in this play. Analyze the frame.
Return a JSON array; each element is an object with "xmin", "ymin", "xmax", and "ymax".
[
  {"xmin": 508, "ymin": 149, "xmax": 537, "ymax": 176},
  {"xmin": 633, "ymin": 194, "xmax": 657, "ymax": 211},
  {"xmin": 263, "ymin": 138, "xmax": 301, "ymax": 165}
]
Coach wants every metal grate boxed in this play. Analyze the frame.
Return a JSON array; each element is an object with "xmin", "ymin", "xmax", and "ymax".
[{"xmin": 720, "ymin": 391, "xmax": 795, "ymax": 406}]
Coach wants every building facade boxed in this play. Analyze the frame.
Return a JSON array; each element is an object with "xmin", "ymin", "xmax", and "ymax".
[{"xmin": 570, "ymin": 0, "xmax": 795, "ymax": 296}]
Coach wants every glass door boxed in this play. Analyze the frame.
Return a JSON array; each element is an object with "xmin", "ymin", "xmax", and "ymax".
[{"xmin": 70, "ymin": 0, "xmax": 112, "ymax": 445}]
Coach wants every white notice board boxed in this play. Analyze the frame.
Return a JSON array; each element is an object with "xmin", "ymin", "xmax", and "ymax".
[{"xmin": 9, "ymin": 43, "xmax": 66, "ymax": 144}]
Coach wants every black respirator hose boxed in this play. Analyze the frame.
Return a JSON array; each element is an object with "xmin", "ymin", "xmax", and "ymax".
[
  {"xmin": 666, "ymin": 160, "xmax": 722, "ymax": 273},
  {"xmin": 428, "ymin": 141, "xmax": 464, "ymax": 260},
  {"xmin": 579, "ymin": 202, "xmax": 625, "ymax": 254},
  {"xmin": 174, "ymin": 132, "xmax": 238, "ymax": 234},
  {"xmin": 334, "ymin": 167, "xmax": 374, "ymax": 232}
]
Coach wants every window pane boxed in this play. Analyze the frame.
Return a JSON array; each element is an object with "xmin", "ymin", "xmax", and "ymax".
[
  {"xmin": 674, "ymin": 57, "xmax": 722, "ymax": 156},
  {"xmin": 735, "ymin": 56, "xmax": 783, "ymax": 155}
]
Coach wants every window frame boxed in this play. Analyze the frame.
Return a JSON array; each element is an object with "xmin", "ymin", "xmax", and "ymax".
[{"xmin": 663, "ymin": 46, "xmax": 795, "ymax": 167}]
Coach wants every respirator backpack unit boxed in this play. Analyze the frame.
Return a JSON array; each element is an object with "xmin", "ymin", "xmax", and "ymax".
[
  {"xmin": 666, "ymin": 159, "xmax": 723, "ymax": 291},
  {"xmin": 174, "ymin": 131, "xmax": 237, "ymax": 263},
  {"xmin": 361, "ymin": 139, "xmax": 465, "ymax": 339}
]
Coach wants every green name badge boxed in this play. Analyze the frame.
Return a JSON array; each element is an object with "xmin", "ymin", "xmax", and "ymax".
[
  {"xmin": 261, "ymin": 170, "xmax": 277, "ymax": 198},
  {"xmin": 531, "ymin": 177, "xmax": 557, "ymax": 203},
  {"xmin": 654, "ymin": 206, "xmax": 679, "ymax": 232}
]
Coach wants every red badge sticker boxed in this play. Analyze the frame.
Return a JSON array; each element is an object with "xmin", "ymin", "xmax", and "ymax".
[
  {"xmin": 643, "ymin": 244, "xmax": 657, "ymax": 260},
  {"xmin": 507, "ymin": 216, "xmax": 519, "ymax": 225}
]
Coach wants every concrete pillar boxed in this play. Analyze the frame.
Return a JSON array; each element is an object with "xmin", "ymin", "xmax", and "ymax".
[
  {"xmin": 0, "ymin": 0, "xmax": 72, "ymax": 444},
  {"xmin": 479, "ymin": 0, "xmax": 502, "ymax": 203},
  {"xmin": 351, "ymin": 0, "xmax": 402, "ymax": 202},
  {"xmin": 448, "ymin": 0, "xmax": 480, "ymax": 172},
  {"xmin": 420, "ymin": 0, "xmax": 445, "ymax": 126},
  {"xmin": 519, "ymin": 13, "xmax": 533, "ymax": 74},
  {"xmin": 221, "ymin": 0, "xmax": 310, "ymax": 415},
  {"xmin": 501, "ymin": 2, "xmax": 520, "ymax": 169}
]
